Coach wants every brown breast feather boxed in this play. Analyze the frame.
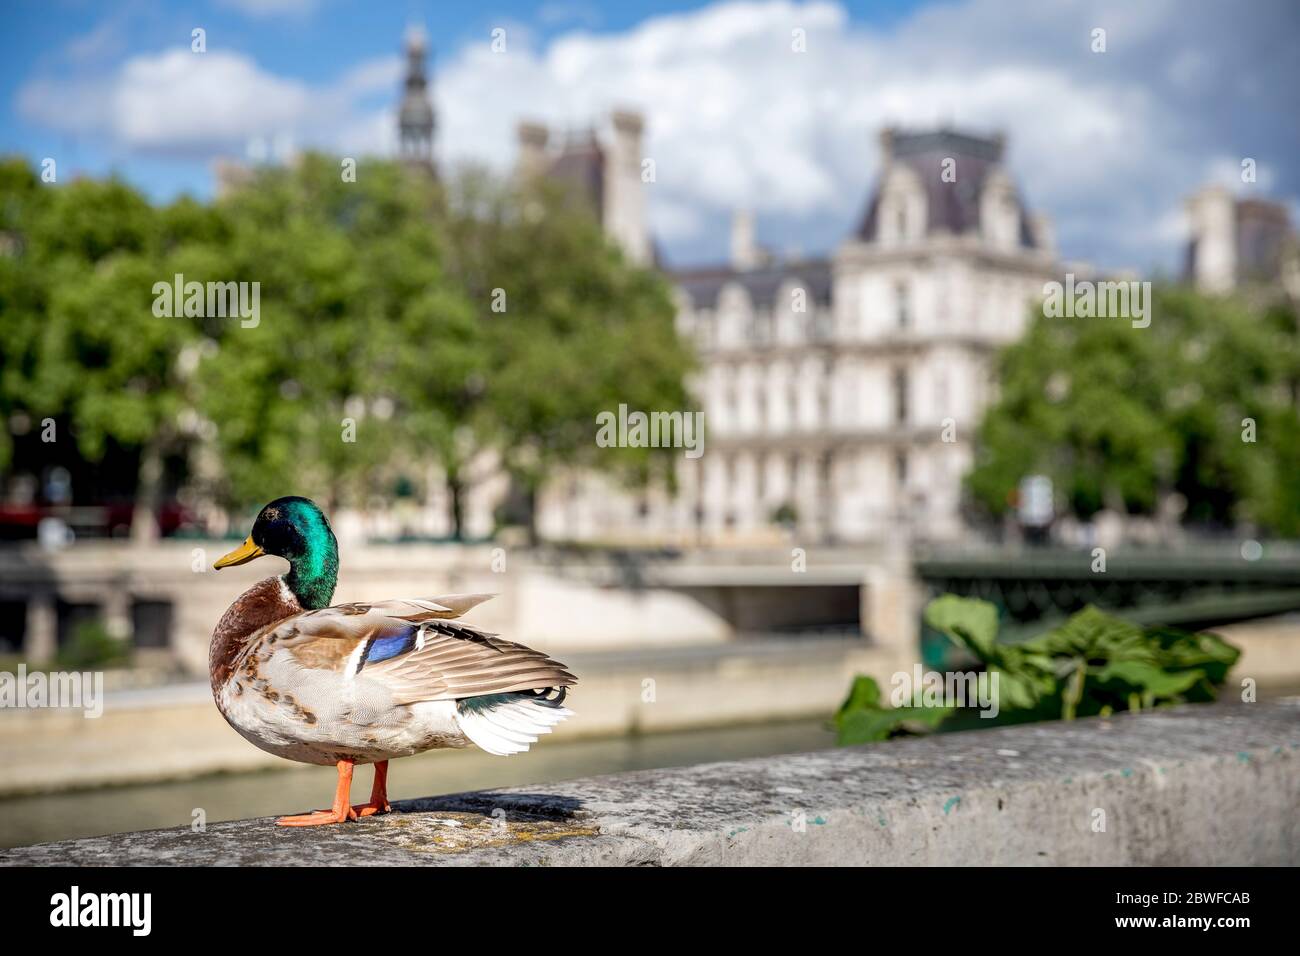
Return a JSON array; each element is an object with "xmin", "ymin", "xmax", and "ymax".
[{"xmin": 209, "ymin": 577, "xmax": 301, "ymax": 694}]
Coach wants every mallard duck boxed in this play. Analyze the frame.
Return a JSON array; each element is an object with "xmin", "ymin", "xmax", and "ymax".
[{"xmin": 210, "ymin": 496, "xmax": 576, "ymax": 827}]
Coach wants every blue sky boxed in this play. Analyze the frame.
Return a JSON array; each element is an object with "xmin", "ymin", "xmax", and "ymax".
[{"xmin": 2, "ymin": 0, "xmax": 1296, "ymax": 272}]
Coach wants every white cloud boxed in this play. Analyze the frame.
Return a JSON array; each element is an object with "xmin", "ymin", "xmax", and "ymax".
[
  {"xmin": 18, "ymin": 47, "xmax": 395, "ymax": 161},
  {"xmin": 14, "ymin": 0, "xmax": 1299, "ymax": 271},
  {"xmin": 1203, "ymin": 156, "xmax": 1276, "ymax": 193},
  {"xmin": 113, "ymin": 50, "xmax": 311, "ymax": 151},
  {"xmin": 426, "ymin": 0, "xmax": 1215, "ymax": 267}
]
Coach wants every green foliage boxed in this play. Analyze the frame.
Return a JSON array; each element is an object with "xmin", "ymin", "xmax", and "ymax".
[
  {"xmin": 55, "ymin": 620, "xmax": 132, "ymax": 671},
  {"xmin": 0, "ymin": 161, "xmax": 198, "ymax": 507},
  {"xmin": 833, "ymin": 675, "xmax": 953, "ymax": 745},
  {"xmin": 835, "ymin": 595, "xmax": 1241, "ymax": 746},
  {"xmin": 441, "ymin": 171, "xmax": 694, "ymax": 527},
  {"xmin": 924, "ymin": 595, "xmax": 1239, "ymax": 719},
  {"xmin": 771, "ymin": 502, "xmax": 798, "ymax": 526},
  {"xmin": 0, "ymin": 154, "xmax": 693, "ymax": 535},
  {"xmin": 967, "ymin": 286, "xmax": 1300, "ymax": 532}
]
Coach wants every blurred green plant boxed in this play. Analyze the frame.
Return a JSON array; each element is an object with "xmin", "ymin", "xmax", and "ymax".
[
  {"xmin": 832, "ymin": 675, "xmax": 952, "ymax": 745},
  {"xmin": 55, "ymin": 620, "xmax": 132, "ymax": 671},
  {"xmin": 771, "ymin": 502, "xmax": 798, "ymax": 527},
  {"xmin": 834, "ymin": 595, "xmax": 1240, "ymax": 746}
]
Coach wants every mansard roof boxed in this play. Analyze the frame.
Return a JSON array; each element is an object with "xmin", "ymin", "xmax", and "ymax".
[
  {"xmin": 672, "ymin": 259, "xmax": 833, "ymax": 310},
  {"xmin": 1234, "ymin": 199, "xmax": 1293, "ymax": 284},
  {"xmin": 542, "ymin": 131, "xmax": 605, "ymax": 218},
  {"xmin": 855, "ymin": 127, "xmax": 1039, "ymax": 248}
]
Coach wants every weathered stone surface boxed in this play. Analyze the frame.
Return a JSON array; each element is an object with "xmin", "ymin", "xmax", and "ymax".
[{"xmin": 4, "ymin": 699, "xmax": 1296, "ymax": 866}]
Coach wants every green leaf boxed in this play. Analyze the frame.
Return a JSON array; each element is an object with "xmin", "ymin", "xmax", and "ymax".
[
  {"xmin": 835, "ymin": 702, "xmax": 952, "ymax": 746},
  {"xmin": 832, "ymin": 673, "xmax": 952, "ymax": 745},
  {"xmin": 924, "ymin": 595, "xmax": 1001, "ymax": 656},
  {"xmin": 1091, "ymin": 660, "xmax": 1205, "ymax": 697},
  {"xmin": 834, "ymin": 674, "xmax": 883, "ymax": 723}
]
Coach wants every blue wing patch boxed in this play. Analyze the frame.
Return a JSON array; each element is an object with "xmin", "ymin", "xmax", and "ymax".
[{"xmin": 357, "ymin": 626, "xmax": 419, "ymax": 672}]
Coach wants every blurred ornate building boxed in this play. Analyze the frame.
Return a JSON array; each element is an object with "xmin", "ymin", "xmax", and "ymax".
[
  {"xmin": 398, "ymin": 25, "xmax": 437, "ymax": 174},
  {"xmin": 1184, "ymin": 185, "xmax": 1299, "ymax": 298},
  {"xmin": 530, "ymin": 126, "xmax": 1062, "ymax": 544},
  {"xmin": 215, "ymin": 26, "xmax": 439, "ymax": 195},
  {"xmin": 514, "ymin": 111, "xmax": 652, "ymax": 266}
]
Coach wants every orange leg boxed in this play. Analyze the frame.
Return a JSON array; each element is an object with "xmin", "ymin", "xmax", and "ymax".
[
  {"xmin": 352, "ymin": 760, "xmax": 391, "ymax": 817},
  {"xmin": 276, "ymin": 760, "xmax": 359, "ymax": 827}
]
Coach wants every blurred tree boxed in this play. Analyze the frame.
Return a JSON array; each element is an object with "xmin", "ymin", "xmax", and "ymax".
[
  {"xmin": 0, "ymin": 158, "xmax": 54, "ymax": 473},
  {"xmin": 442, "ymin": 170, "xmax": 694, "ymax": 540},
  {"xmin": 195, "ymin": 154, "xmax": 485, "ymax": 523},
  {"xmin": 2, "ymin": 154, "xmax": 695, "ymax": 542},
  {"xmin": 968, "ymin": 285, "xmax": 1300, "ymax": 534},
  {"xmin": 0, "ymin": 161, "xmax": 207, "ymax": 539},
  {"xmin": 196, "ymin": 154, "xmax": 398, "ymax": 510}
]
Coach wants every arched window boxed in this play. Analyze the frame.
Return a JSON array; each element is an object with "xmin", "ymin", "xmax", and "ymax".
[
  {"xmin": 893, "ymin": 367, "xmax": 909, "ymax": 425},
  {"xmin": 895, "ymin": 280, "xmax": 910, "ymax": 329}
]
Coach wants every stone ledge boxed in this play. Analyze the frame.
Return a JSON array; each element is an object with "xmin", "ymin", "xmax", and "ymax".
[{"xmin": 4, "ymin": 699, "xmax": 1296, "ymax": 866}]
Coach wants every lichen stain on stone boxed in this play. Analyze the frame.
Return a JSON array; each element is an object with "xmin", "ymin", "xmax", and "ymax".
[{"xmin": 379, "ymin": 811, "xmax": 598, "ymax": 854}]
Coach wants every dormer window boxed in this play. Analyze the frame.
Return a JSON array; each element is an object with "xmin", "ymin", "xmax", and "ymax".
[
  {"xmin": 878, "ymin": 166, "xmax": 926, "ymax": 246},
  {"xmin": 980, "ymin": 171, "xmax": 1020, "ymax": 249}
]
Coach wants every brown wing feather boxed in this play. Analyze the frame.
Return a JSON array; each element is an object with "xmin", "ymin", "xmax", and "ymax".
[
  {"xmin": 255, "ymin": 594, "xmax": 575, "ymax": 705},
  {"xmin": 365, "ymin": 620, "xmax": 577, "ymax": 706}
]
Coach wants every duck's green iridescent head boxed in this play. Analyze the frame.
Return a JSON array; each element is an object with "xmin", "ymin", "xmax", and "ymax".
[{"xmin": 213, "ymin": 496, "xmax": 338, "ymax": 609}]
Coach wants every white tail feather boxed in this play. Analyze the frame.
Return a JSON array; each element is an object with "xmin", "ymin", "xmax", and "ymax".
[{"xmin": 456, "ymin": 697, "xmax": 575, "ymax": 756}]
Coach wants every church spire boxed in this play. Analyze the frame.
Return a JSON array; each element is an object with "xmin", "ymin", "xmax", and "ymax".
[{"xmin": 398, "ymin": 25, "xmax": 436, "ymax": 173}]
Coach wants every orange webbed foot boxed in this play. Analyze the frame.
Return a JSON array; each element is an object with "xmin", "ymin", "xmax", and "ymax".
[
  {"xmin": 350, "ymin": 760, "xmax": 391, "ymax": 818},
  {"xmin": 276, "ymin": 805, "xmax": 359, "ymax": 827},
  {"xmin": 275, "ymin": 759, "xmax": 358, "ymax": 827}
]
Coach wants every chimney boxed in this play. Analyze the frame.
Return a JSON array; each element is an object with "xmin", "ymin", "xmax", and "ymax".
[
  {"xmin": 878, "ymin": 127, "xmax": 896, "ymax": 167},
  {"xmin": 1030, "ymin": 213, "xmax": 1055, "ymax": 256},
  {"xmin": 516, "ymin": 121, "xmax": 550, "ymax": 178},
  {"xmin": 731, "ymin": 209, "xmax": 760, "ymax": 271},
  {"xmin": 990, "ymin": 130, "xmax": 1007, "ymax": 162},
  {"xmin": 604, "ymin": 109, "xmax": 650, "ymax": 265},
  {"xmin": 1186, "ymin": 185, "xmax": 1237, "ymax": 293}
]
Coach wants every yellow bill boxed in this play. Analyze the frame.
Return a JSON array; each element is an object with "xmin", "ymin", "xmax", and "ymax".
[{"xmin": 214, "ymin": 536, "xmax": 266, "ymax": 570}]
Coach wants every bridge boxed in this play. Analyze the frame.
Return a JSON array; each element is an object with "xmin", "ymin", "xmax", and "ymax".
[
  {"xmin": 531, "ymin": 541, "xmax": 1300, "ymax": 675},
  {"xmin": 4, "ymin": 539, "xmax": 1299, "ymax": 679}
]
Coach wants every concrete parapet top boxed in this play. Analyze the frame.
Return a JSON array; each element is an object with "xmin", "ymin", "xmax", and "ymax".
[{"xmin": 3, "ymin": 699, "xmax": 1296, "ymax": 866}]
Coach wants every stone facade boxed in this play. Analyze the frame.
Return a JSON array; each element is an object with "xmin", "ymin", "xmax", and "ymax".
[
  {"xmin": 1184, "ymin": 184, "xmax": 1299, "ymax": 297},
  {"xmin": 534, "ymin": 126, "xmax": 1060, "ymax": 544},
  {"xmin": 514, "ymin": 111, "xmax": 651, "ymax": 266}
]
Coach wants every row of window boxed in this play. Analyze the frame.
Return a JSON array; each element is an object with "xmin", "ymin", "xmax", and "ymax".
[{"xmin": 706, "ymin": 367, "xmax": 915, "ymax": 430}]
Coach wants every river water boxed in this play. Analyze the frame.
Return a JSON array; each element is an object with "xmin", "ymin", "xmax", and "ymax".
[{"xmin": 0, "ymin": 719, "xmax": 835, "ymax": 849}]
